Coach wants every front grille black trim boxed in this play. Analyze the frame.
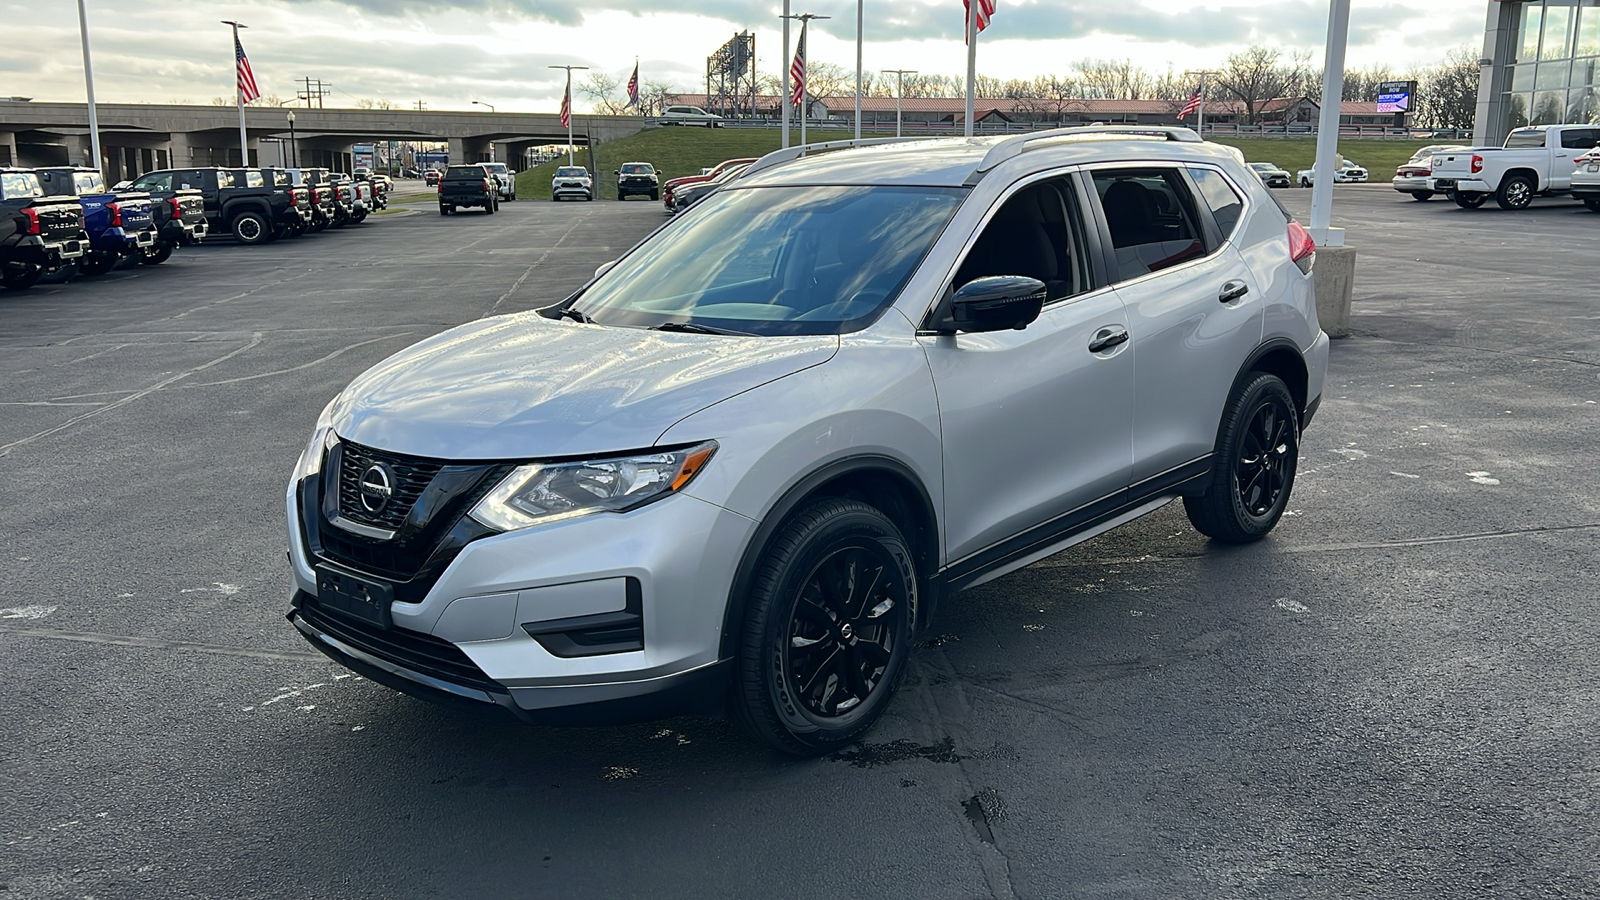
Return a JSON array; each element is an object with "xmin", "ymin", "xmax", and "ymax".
[{"xmin": 296, "ymin": 594, "xmax": 507, "ymax": 695}]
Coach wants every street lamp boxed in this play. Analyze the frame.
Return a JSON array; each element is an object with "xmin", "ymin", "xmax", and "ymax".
[
  {"xmin": 883, "ymin": 69, "xmax": 917, "ymax": 138},
  {"xmin": 286, "ymin": 110, "xmax": 296, "ymax": 167},
  {"xmin": 472, "ymin": 100, "xmax": 496, "ymax": 161}
]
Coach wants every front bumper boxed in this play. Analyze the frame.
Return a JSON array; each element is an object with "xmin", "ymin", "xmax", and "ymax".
[
  {"xmin": 287, "ymin": 476, "xmax": 756, "ymax": 720},
  {"xmin": 552, "ymin": 184, "xmax": 592, "ymax": 198}
]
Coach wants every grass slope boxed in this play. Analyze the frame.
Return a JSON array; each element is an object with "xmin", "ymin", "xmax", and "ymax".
[{"xmin": 514, "ymin": 128, "xmax": 1430, "ymax": 200}]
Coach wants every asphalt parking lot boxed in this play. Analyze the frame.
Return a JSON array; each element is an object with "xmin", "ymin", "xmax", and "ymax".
[{"xmin": 2, "ymin": 184, "xmax": 1597, "ymax": 899}]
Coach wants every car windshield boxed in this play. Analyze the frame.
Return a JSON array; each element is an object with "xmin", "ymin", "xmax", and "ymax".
[
  {"xmin": 556, "ymin": 167, "xmax": 588, "ymax": 177},
  {"xmin": 569, "ymin": 185, "xmax": 965, "ymax": 337},
  {"xmin": 1, "ymin": 172, "xmax": 42, "ymax": 199},
  {"xmin": 621, "ymin": 164, "xmax": 654, "ymax": 174}
]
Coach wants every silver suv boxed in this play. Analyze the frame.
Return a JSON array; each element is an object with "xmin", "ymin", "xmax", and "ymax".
[{"xmin": 286, "ymin": 128, "xmax": 1328, "ymax": 755}]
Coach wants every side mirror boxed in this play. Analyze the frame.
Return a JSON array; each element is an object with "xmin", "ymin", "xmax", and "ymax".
[
  {"xmin": 935, "ymin": 276, "xmax": 1046, "ymax": 333},
  {"xmin": 614, "ymin": 170, "xmax": 621, "ymax": 175},
  {"xmin": 594, "ymin": 260, "xmax": 618, "ymax": 279}
]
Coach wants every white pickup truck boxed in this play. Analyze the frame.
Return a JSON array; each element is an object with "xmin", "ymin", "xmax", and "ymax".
[{"xmin": 1429, "ymin": 124, "xmax": 1600, "ymax": 210}]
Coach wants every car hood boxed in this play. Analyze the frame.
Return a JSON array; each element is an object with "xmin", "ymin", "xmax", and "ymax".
[{"xmin": 332, "ymin": 313, "xmax": 839, "ymax": 460}]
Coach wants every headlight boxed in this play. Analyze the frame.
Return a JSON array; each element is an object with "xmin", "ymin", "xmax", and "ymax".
[
  {"xmin": 291, "ymin": 398, "xmax": 338, "ymax": 482},
  {"xmin": 469, "ymin": 441, "xmax": 717, "ymax": 532}
]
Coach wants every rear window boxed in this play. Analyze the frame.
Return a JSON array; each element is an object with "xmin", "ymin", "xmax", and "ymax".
[
  {"xmin": 1189, "ymin": 168, "xmax": 1245, "ymax": 239},
  {"xmin": 1091, "ymin": 168, "xmax": 1209, "ymax": 282},
  {"xmin": 446, "ymin": 166, "xmax": 486, "ymax": 178},
  {"xmin": 1, "ymin": 172, "xmax": 42, "ymax": 199},
  {"xmin": 621, "ymin": 163, "xmax": 654, "ymax": 174},
  {"xmin": 1505, "ymin": 129, "xmax": 1546, "ymax": 148},
  {"xmin": 133, "ymin": 172, "xmax": 173, "ymax": 192},
  {"xmin": 74, "ymin": 172, "xmax": 106, "ymax": 194}
]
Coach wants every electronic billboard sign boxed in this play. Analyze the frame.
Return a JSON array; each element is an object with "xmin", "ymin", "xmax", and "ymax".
[{"xmin": 1378, "ymin": 80, "xmax": 1417, "ymax": 114}]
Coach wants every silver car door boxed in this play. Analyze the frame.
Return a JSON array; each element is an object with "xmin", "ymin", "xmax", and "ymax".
[
  {"xmin": 919, "ymin": 173, "xmax": 1134, "ymax": 565},
  {"xmin": 1086, "ymin": 165, "xmax": 1265, "ymax": 486}
]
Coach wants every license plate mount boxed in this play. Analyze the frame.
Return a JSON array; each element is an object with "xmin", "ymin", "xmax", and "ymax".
[{"xmin": 315, "ymin": 565, "xmax": 394, "ymax": 628}]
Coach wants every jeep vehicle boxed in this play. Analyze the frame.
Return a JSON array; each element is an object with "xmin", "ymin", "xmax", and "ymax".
[
  {"xmin": 127, "ymin": 167, "xmax": 303, "ymax": 245},
  {"xmin": 1, "ymin": 168, "xmax": 88, "ymax": 289},
  {"xmin": 112, "ymin": 169, "xmax": 209, "ymax": 260},
  {"xmin": 438, "ymin": 164, "xmax": 498, "ymax": 214},
  {"xmin": 616, "ymin": 161, "xmax": 659, "ymax": 201},
  {"xmin": 550, "ymin": 166, "xmax": 593, "ymax": 201},
  {"xmin": 34, "ymin": 166, "xmax": 157, "ymax": 276},
  {"xmin": 287, "ymin": 128, "xmax": 1327, "ymax": 754}
]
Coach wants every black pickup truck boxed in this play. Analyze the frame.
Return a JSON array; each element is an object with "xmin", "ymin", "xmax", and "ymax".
[
  {"xmin": 35, "ymin": 166, "xmax": 159, "ymax": 276},
  {"xmin": 1, "ymin": 168, "xmax": 88, "ymax": 289},
  {"xmin": 258, "ymin": 168, "xmax": 316, "ymax": 238},
  {"xmin": 126, "ymin": 167, "xmax": 303, "ymax": 245},
  {"xmin": 278, "ymin": 167, "xmax": 343, "ymax": 232},
  {"xmin": 112, "ymin": 170, "xmax": 209, "ymax": 263},
  {"xmin": 438, "ymin": 164, "xmax": 498, "ymax": 215}
]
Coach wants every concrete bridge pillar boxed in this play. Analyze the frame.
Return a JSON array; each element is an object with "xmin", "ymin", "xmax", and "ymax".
[
  {"xmin": 0, "ymin": 131, "xmax": 16, "ymax": 166},
  {"xmin": 449, "ymin": 137, "xmax": 491, "ymax": 164}
]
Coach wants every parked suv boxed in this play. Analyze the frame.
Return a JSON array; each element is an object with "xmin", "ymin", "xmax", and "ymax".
[
  {"xmin": 660, "ymin": 105, "xmax": 724, "ymax": 127},
  {"xmin": 286, "ymin": 127, "xmax": 1328, "ymax": 754},
  {"xmin": 616, "ymin": 162, "xmax": 659, "ymax": 201},
  {"xmin": 551, "ymin": 166, "xmax": 594, "ymax": 201}
]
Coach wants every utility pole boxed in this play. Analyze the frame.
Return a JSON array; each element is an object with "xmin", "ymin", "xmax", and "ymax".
[
  {"xmin": 883, "ymin": 69, "xmax": 916, "ymax": 137},
  {"xmin": 548, "ymin": 65, "xmax": 589, "ymax": 165},
  {"xmin": 853, "ymin": 0, "xmax": 863, "ymax": 140},
  {"xmin": 414, "ymin": 100, "xmax": 427, "ymax": 111},
  {"xmin": 780, "ymin": 0, "xmax": 791, "ymax": 148},
  {"xmin": 472, "ymin": 100, "xmax": 496, "ymax": 162},
  {"xmin": 76, "ymin": 0, "xmax": 102, "ymax": 173},
  {"xmin": 1184, "ymin": 70, "xmax": 1219, "ymax": 134},
  {"xmin": 781, "ymin": 13, "xmax": 828, "ymax": 147}
]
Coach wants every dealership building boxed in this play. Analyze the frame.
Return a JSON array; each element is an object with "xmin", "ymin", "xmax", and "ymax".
[{"xmin": 1477, "ymin": 0, "xmax": 1600, "ymax": 142}]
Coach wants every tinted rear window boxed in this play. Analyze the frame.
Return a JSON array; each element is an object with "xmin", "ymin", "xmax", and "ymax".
[
  {"xmin": 1, "ymin": 172, "xmax": 42, "ymax": 199},
  {"xmin": 446, "ymin": 166, "xmax": 486, "ymax": 178},
  {"xmin": 1505, "ymin": 130, "xmax": 1546, "ymax": 148}
]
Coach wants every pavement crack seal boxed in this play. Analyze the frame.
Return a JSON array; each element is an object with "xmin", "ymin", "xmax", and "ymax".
[
  {"xmin": 963, "ymin": 789, "xmax": 1008, "ymax": 845},
  {"xmin": 185, "ymin": 333, "xmax": 413, "ymax": 387},
  {"xmin": 0, "ymin": 624, "xmax": 322, "ymax": 663},
  {"xmin": 0, "ymin": 332, "xmax": 265, "ymax": 457}
]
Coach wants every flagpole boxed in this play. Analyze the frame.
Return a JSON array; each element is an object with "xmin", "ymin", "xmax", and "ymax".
[
  {"xmin": 964, "ymin": 0, "xmax": 977, "ymax": 137},
  {"xmin": 223, "ymin": 20, "xmax": 248, "ymax": 166},
  {"xmin": 799, "ymin": 20, "xmax": 808, "ymax": 147},
  {"xmin": 780, "ymin": 0, "xmax": 792, "ymax": 149},
  {"xmin": 76, "ymin": 0, "xmax": 102, "ymax": 173},
  {"xmin": 1185, "ymin": 69, "xmax": 1218, "ymax": 134},
  {"xmin": 548, "ymin": 64, "xmax": 589, "ymax": 165},
  {"xmin": 853, "ymin": 0, "xmax": 862, "ymax": 140}
]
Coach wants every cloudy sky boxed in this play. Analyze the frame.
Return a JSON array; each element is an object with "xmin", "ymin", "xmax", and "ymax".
[{"xmin": 9, "ymin": 0, "xmax": 1487, "ymax": 111}]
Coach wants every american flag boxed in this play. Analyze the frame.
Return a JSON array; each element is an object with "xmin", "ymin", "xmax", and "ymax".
[
  {"xmin": 626, "ymin": 62, "xmax": 639, "ymax": 108},
  {"xmin": 1179, "ymin": 87, "xmax": 1203, "ymax": 119},
  {"xmin": 560, "ymin": 82, "xmax": 571, "ymax": 128},
  {"xmin": 963, "ymin": 0, "xmax": 995, "ymax": 40},
  {"xmin": 235, "ymin": 35, "xmax": 261, "ymax": 104},
  {"xmin": 789, "ymin": 27, "xmax": 806, "ymax": 107}
]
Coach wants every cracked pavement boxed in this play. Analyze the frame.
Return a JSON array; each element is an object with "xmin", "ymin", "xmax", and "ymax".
[{"xmin": 1, "ymin": 186, "xmax": 1597, "ymax": 899}]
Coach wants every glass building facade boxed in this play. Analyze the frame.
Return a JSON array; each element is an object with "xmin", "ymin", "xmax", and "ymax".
[{"xmin": 1481, "ymin": 1, "xmax": 1600, "ymax": 141}]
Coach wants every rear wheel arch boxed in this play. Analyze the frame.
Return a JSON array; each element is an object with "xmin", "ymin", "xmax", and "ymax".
[
  {"xmin": 719, "ymin": 457, "xmax": 940, "ymax": 660},
  {"xmin": 1232, "ymin": 340, "xmax": 1310, "ymax": 425}
]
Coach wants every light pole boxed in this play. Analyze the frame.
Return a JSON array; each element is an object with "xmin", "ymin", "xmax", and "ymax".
[
  {"xmin": 472, "ymin": 100, "xmax": 496, "ymax": 161},
  {"xmin": 76, "ymin": 0, "xmax": 102, "ymax": 173},
  {"xmin": 780, "ymin": 0, "xmax": 791, "ymax": 149},
  {"xmin": 854, "ymin": 0, "xmax": 863, "ymax": 140},
  {"xmin": 221, "ymin": 20, "xmax": 249, "ymax": 166},
  {"xmin": 286, "ymin": 110, "xmax": 296, "ymax": 167},
  {"xmin": 548, "ymin": 65, "xmax": 588, "ymax": 165},
  {"xmin": 780, "ymin": 13, "xmax": 828, "ymax": 147},
  {"xmin": 883, "ymin": 69, "xmax": 916, "ymax": 137},
  {"xmin": 1310, "ymin": 0, "xmax": 1351, "ymax": 247}
]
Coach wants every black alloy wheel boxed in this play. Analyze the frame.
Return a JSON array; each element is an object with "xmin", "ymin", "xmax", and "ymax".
[
  {"xmin": 734, "ymin": 498, "xmax": 916, "ymax": 755},
  {"xmin": 141, "ymin": 244, "xmax": 173, "ymax": 265},
  {"xmin": 1410, "ymin": 191, "xmax": 1435, "ymax": 201},
  {"xmin": 1454, "ymin": 191, "xmax": 1488, "ymax": 209},
  {"xmin": 1585, "ymin": 198, "xmax": 1600, "ymax": 213},
  {"xmin": 1185, "ymin": 372, "xmax": 1299, "ymax": 543},
  {"xmin": 77, "ymin": 252, "xmax": 116, "ymax": 277},
  {"xmin": 1496, "ymin": 174, "xmax": 1535, "ymax": 210},
  {"xmin": 1, "ymin": 263, "xmax": 43, "ymax": 290},
  {"xmin": 232, "ymin": 210, "xmax": 270, "ymax": 244}
]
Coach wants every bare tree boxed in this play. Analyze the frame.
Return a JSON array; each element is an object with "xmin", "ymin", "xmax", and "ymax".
[
  {"xmin": 1414, "ymin": 46, "xmax": 1480, "ymax": 130},
  {"xmin": 804, "ymin": 62, "xmax": 853, "ymax": 101},
  {"xmin": 376, "ymin": 99, "xmax": 398, "ymax": 110},
  {"xmin": 1075, "ymin": 58, "xmax": 1152, "ymax": 100},
  {"xmin": 1215, "ymin": 45, "xmax": 1311, "ymax": 125},
  {"xmin": 580, "ymin": 70, "xmax": 628, "ymax": 115},
  {"xmin": 1011, "ymin": 75, "xmax": 1083, "ymax": 122},
  {"xmin": 356, "ymin": 98, "xmax": 376, "ymax": 109},
  {"xmin": 639, "ymin": 79, "xmax": 675, "ymax": 116}
]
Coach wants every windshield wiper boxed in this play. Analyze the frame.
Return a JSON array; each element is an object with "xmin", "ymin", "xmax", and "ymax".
[
  {"xmin": 649, "ymin": 321, "xmax": 752, "ymax": 336},
  {"xmin": 556, "ymin": 306, "xmax": 595, "ymax": 324}
]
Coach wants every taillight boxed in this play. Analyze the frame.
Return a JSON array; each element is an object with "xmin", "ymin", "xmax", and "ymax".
[
  {"xmin": 437, "ymin": 181, "xmax": 444, "ymax": 194},
  {"xmin": 107, "ymin": 202, "xmax": 122, "ymax": 227},
  {"xmin": 169, "ymin": 197, "xmax": 183, "ymax": 216},
  {"xmin": 483, "ymin": 179, "xmax": 491, "ymax": 192},
  {"xmin": 21, "ymin": 208, "xmax": 41, "ymax": 236},
  {"xmin": 288, "ymin": 191, "xmax": 299, "ymax": 207},
  {"xmin": 1287, "ymin": 220, "xmax": 1315, "ymax": 275},
  {"xmin": 1471, "ymin": 154, "xmax": 1484, "ymax": 175}
]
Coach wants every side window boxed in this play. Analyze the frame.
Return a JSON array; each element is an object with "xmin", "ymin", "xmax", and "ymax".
[
  {"xmin": 1091, "ymin": 168, "xmax": 1207, "ymax": 282},
  {"xmin": 953, "ymin": 177, "xmax": 1092, "ymax": 303},
  {"xmin": 136, "ymin": 172, "xmax": 173, "ymax": 192},
  {"xmin": 1188, "ymin": 168, "xmax": 1245, "ymax": 240},
  {"xmin": 1561, "ymin": 128, "xmax": 1599, "ymax": 150}
]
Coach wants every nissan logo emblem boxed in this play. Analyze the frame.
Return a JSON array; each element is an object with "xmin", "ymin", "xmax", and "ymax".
[{"xmin": 358, "ymin": 463, "xmax": 395, "ymax": 514}]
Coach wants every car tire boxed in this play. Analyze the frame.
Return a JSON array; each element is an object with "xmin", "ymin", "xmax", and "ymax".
[
  {"xmin": 1584, "ymin": 198, "xmax": 1600, "ymax": 213},
  {"xmin": 1409, "ymin": 191, "xmax": 1435, "ymax": 201},
  {"xmin": 1495, "ymin": 174, "xmax": 1535, "ymax": 210},
  {"xmin": 650, "ymin": 190, "xmax": 660, "ymax": 202},
  {"xmin": 231, "ymin": 210, "xmax": 270, "ymax": 245},
  {"xmin": 1453, "ymin": 191, "xmax": 1488, "ymax": 209},
  {"xmin": 485, "ymin": 198, "xmax": 496, "ymax": 214},
  {"xmin": 77, "ymin": 252, "xmax": 116, "ymax": 277},
  {"xmin": 141, "ymin": 244, "xmax": 173, "ymax": 265},
  {"xmin": 1, "ymin": 263, "xmax": 43, "ymax": 290},
  {"xmin": 731, "ymin": 497, "xmax": 917, "ymax": 756},
  {"xmin": 439, "ymin": 205, "xmax": 449, "ymax": 215},
  {"xmin": 1184, "ymin": 372, "xmax": 1299, "ymax": 544}
]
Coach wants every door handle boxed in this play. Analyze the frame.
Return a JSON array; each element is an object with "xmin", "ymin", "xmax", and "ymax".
[
  {"xmin": 1218, "ymin": 280, "xmax": 1250, "ymax": 303},
  {"xmin": 1088, "ymin": 328, "xmax": 1129, "ymax": 353}
]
